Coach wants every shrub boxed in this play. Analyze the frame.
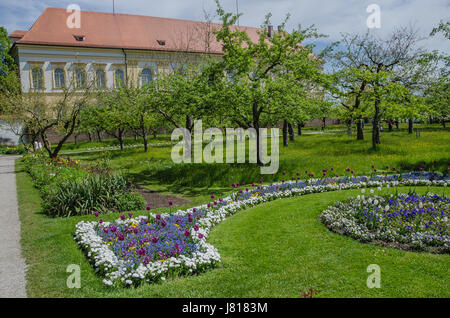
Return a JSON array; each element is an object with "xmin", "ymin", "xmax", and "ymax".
[
  {"xmin": 0, "ymin": 145, "xmax": 26, "ymax": 155},
  {"xmin": 22, "ymin": 153, "xmax": 145, "ymax": 217},
  {"xmin": 43, "ymin": 174, "xmax": 145, "ymax": 217}
]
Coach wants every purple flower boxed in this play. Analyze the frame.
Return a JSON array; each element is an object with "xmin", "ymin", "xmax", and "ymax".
[
  {"xmin": 120, "ymin": 214, "xmax": 125, "ymax": 220},
  {"xmin": 194, "ymin": 224, "xmax": 199, "ymax": 231},
  {"xmin": 184, "ymin": 229, "xmax": 190, "ymax": 237},
  {"xmin": 152, "ymin": 236, "xmax": 159, "ymax": 243},
  {"xmin": 94, "ymin": 211, "xmax": 99, "ymax": 217},
  {"xmin": 146, "ymin": 205, "xmax": 151, "ymax": 211},
  {"xmin": 99, "ymin": 218, "xmax": 103, "ymax": 224},
  {"xmin": 211, "ymin": 194, "xmax": 215, "ymax": 199},
  {"xmin": 198, "ymin": 233, "xmax": 204, "ymax": 239},
  {"xmin": 169, "ymin": 201, "xmax": 173, "ymax": 206},
  {"xmin": 117, "ymin": 233, "xmax": 124, "ymax": 241},
  {"xmin": 128, "ymin": 213, "xmax": 133, "ymax": 218},
  {"xmin": 156, "ymin": 214, "xmax": 161, "ymax": 220}
]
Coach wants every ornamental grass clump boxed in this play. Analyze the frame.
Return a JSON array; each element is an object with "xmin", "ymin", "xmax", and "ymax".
[
  {"xmin": 22, "ymin": 153, "xmax": 145, "ymax": 217},
  {"xmin": 320, "ymin": 192, "xmax": 449, "ymax": 253},
  {"xmin": 43, "ymin": 173, "xmax": 145, "ymax": 217}
]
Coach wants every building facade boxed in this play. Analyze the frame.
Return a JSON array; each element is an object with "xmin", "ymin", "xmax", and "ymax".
[{"xmin": 9, "ymin": 7, "xmax": 260, "ymax": 95}]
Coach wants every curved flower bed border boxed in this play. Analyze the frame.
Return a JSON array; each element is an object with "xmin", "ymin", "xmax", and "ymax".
[
  {"xmin": 320, "ymin": 193, "xmax": 449, "ymax": 254},
  {"xmin": 75, "ymin": 172, "xmax": 448, "ymax": 287}
]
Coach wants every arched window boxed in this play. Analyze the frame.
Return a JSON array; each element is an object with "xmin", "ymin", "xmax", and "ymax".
[
  {"xmin": 96, "ymin": 69, "xmax": 106, "ymax": 89},
  {"xmin": 115, "ymin": 69, "xmax": 124, "ymax": 87},
  {"xmin": 141, "ymin": 68, "xmax": 153, "ymax": 85},
  {"xmin": 31, "ymin": 68, "xmax": 44, "ymax": 90},
  {"xmin": 54, "ymin": 68, "xmax": 65, "ymax": 89},
  {"xmin": 75, "ymin": 68, "xmax": 86, "ymax": 88}
]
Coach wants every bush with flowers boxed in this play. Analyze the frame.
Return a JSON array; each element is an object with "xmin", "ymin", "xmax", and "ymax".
[
  {"xmin": 320, "ymin": 192, "xmax": 449, "ymax": 253},
  {"xmin": 75, "ymin": 170, "xmax": 448, "ymax": 287}
]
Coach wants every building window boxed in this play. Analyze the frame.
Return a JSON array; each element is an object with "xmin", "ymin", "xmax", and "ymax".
[
  {"xmin": 75, "ymin": 67, "xmax": 86, "ymax": 88},
  {"xmin": 54, "ymin": 68, "xmax": 65, "ymax": 89},
  {"xmin": 115, "ymin": 69, "xmax": 125, "ymax": 87},
  {"xmin": 141, "ymin": 68, "xmax": 153, "ymax": 85},
  {"xmin": 169, "ymin": 62, "xmax": 185, "ymax": 75},
  {"xmin": 31, "ymin": 67, "xmax": 44, "ymax": 90},
  {"xmin": 95, "ymin": 69, "xmax": 106, "ymax": 89}
]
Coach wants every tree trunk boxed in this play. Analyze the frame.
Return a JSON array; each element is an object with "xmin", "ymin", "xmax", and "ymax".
[
  {"xmin": 388, "ymin": 120, "xmax": 393, "ymax": 132},
  {"xmin": 87, "ymin": 132, "xmax": 92, "ymax": 142},
  {"xmin": 297, "ymin": 123, "xmax": 302, "ymax": 136},
  {"xmin": 74, "ymin": 134, "xmax": 78, "ymax": 145},
  {"xmin": 322, "ymin": 117, "xmax": 326, "ymax": 131},
  {"xmin": 442, "ymin": 118, "xmax": 446, "ymax": 128},
  {"xmin": 97, "ymin": 130, "xmax": 102, "ymax": 142},
  {"xmin": 118, "ymin": 129, "xmax": 124, "ymax": 150},
  {"xmin": 372, "ymin": 102, "xmax": 381, "ymax": 150},
  {"xmin": 283, "ymin": 120, "xmax": 288, "ymax": 147},
  {"xmin": 395, "ymin": 120, "xmax": 399, "ymax": 129},
  {"xmin": 408, "ymin": 119, "xmax": 413, "ymax": 134},
  {"xmin": 143, "ymin": 131, "xmax": 148, "ymax": 152},
  {"xmin": 288, "ymin": 123, "xmax": 294, "ymax": 141},
  {"xmin": 356, "ymin": 120, "xmax": 364, "ymax": 140}
]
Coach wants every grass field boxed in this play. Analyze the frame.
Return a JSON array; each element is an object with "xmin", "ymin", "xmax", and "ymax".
[
  {"xmin": 16, "ymin": 160, "xmax": 449, "ymax": 297},
  {"xmin": 64, "ymin": 124, "xmax": 449, "ymax": 205}
]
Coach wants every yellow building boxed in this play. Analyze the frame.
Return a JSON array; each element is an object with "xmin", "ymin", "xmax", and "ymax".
[{"xmin": 9, "ymin": 7, "xmax": 260, "ymax": 94}]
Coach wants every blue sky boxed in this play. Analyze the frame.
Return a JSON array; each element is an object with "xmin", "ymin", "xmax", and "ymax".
[{"xmin": 1, "ymin": 0, "xmax": 449, "ymax": 56}]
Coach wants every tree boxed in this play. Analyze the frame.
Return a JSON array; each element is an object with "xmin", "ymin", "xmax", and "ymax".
[
  {"xmin": 329, "ymin": 28, "xmax": 426, "ymax": 149},
  {"xmin": 0, "ymin": 26, "xmax": 18, "ymax": 114},
  {"xmin": 209, "ymin": 1, "xmax": 327, "ymax": 158},
  {"xmin": 2, "ymin": 73, "xmax": 92, "ymax": 157}
]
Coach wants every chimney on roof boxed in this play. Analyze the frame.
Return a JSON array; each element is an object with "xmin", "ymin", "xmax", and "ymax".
[{"xmin": 267, "ymin": 25, "xmax": 273, "ymax": 38}]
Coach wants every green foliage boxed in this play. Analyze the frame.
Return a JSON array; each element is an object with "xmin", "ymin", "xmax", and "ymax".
[
  {"xmin": 42, "ymin": 173, "xmax": 145, "ymax": 217},
  {"xmin": 0, "ymin": 26, "xmax": 15, "ymax": 76},
  {"xmin": 22, "ymin": 152, "xmax": 145, "ymax": 217},
  {"xmin": 0, "ymin": 144, "xmax": 25, "ymax": 154}
]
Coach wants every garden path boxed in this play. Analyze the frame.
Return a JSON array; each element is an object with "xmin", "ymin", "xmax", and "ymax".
[{"xmin": 0, "ymin": 155, "xmax": 27, "ymax": 297}]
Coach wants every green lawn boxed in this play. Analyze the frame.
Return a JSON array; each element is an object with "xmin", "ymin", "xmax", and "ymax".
[
  {"xmin": 16, "ymin": 159, "xmax": 449, "ymax": 297},
  {"xmin": 63, "ymin": 124, "xmax": 449, "ymax": 205}
]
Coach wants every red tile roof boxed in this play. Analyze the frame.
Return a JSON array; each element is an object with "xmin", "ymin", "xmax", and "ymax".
[
  {"xmin": 12, "ymin": 7, "xmax": 263, "ymax": 54},
  {"xmin": 9, "ymin": 30, "xmax": 27, "ymax": 38}
]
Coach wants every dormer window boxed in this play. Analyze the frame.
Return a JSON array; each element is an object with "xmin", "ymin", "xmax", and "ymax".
[
  {"xmin": 74, "ymin": 35, "xmax": 85, "ymax": 42},
  {"xmin": 157, "ymin": 40, "xmax": 166, "ymax": 46}
]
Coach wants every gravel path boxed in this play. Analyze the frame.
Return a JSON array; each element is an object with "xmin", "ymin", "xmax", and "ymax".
[{"xmin": 0, "ymin": 155, "xmax": 27, "ymax": 298}]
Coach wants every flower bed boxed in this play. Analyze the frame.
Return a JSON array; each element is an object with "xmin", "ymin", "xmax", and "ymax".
[
  {"xmin": 22, "ymin": 152, "xmax": 145, "ymax": 217},
  {"xmin": 75, "ymin": 171, "xmax": 448, "ymax": 287},
  {"xmin": 320, "ymin": 192, "xmax": 449, "ymax": 253}
]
